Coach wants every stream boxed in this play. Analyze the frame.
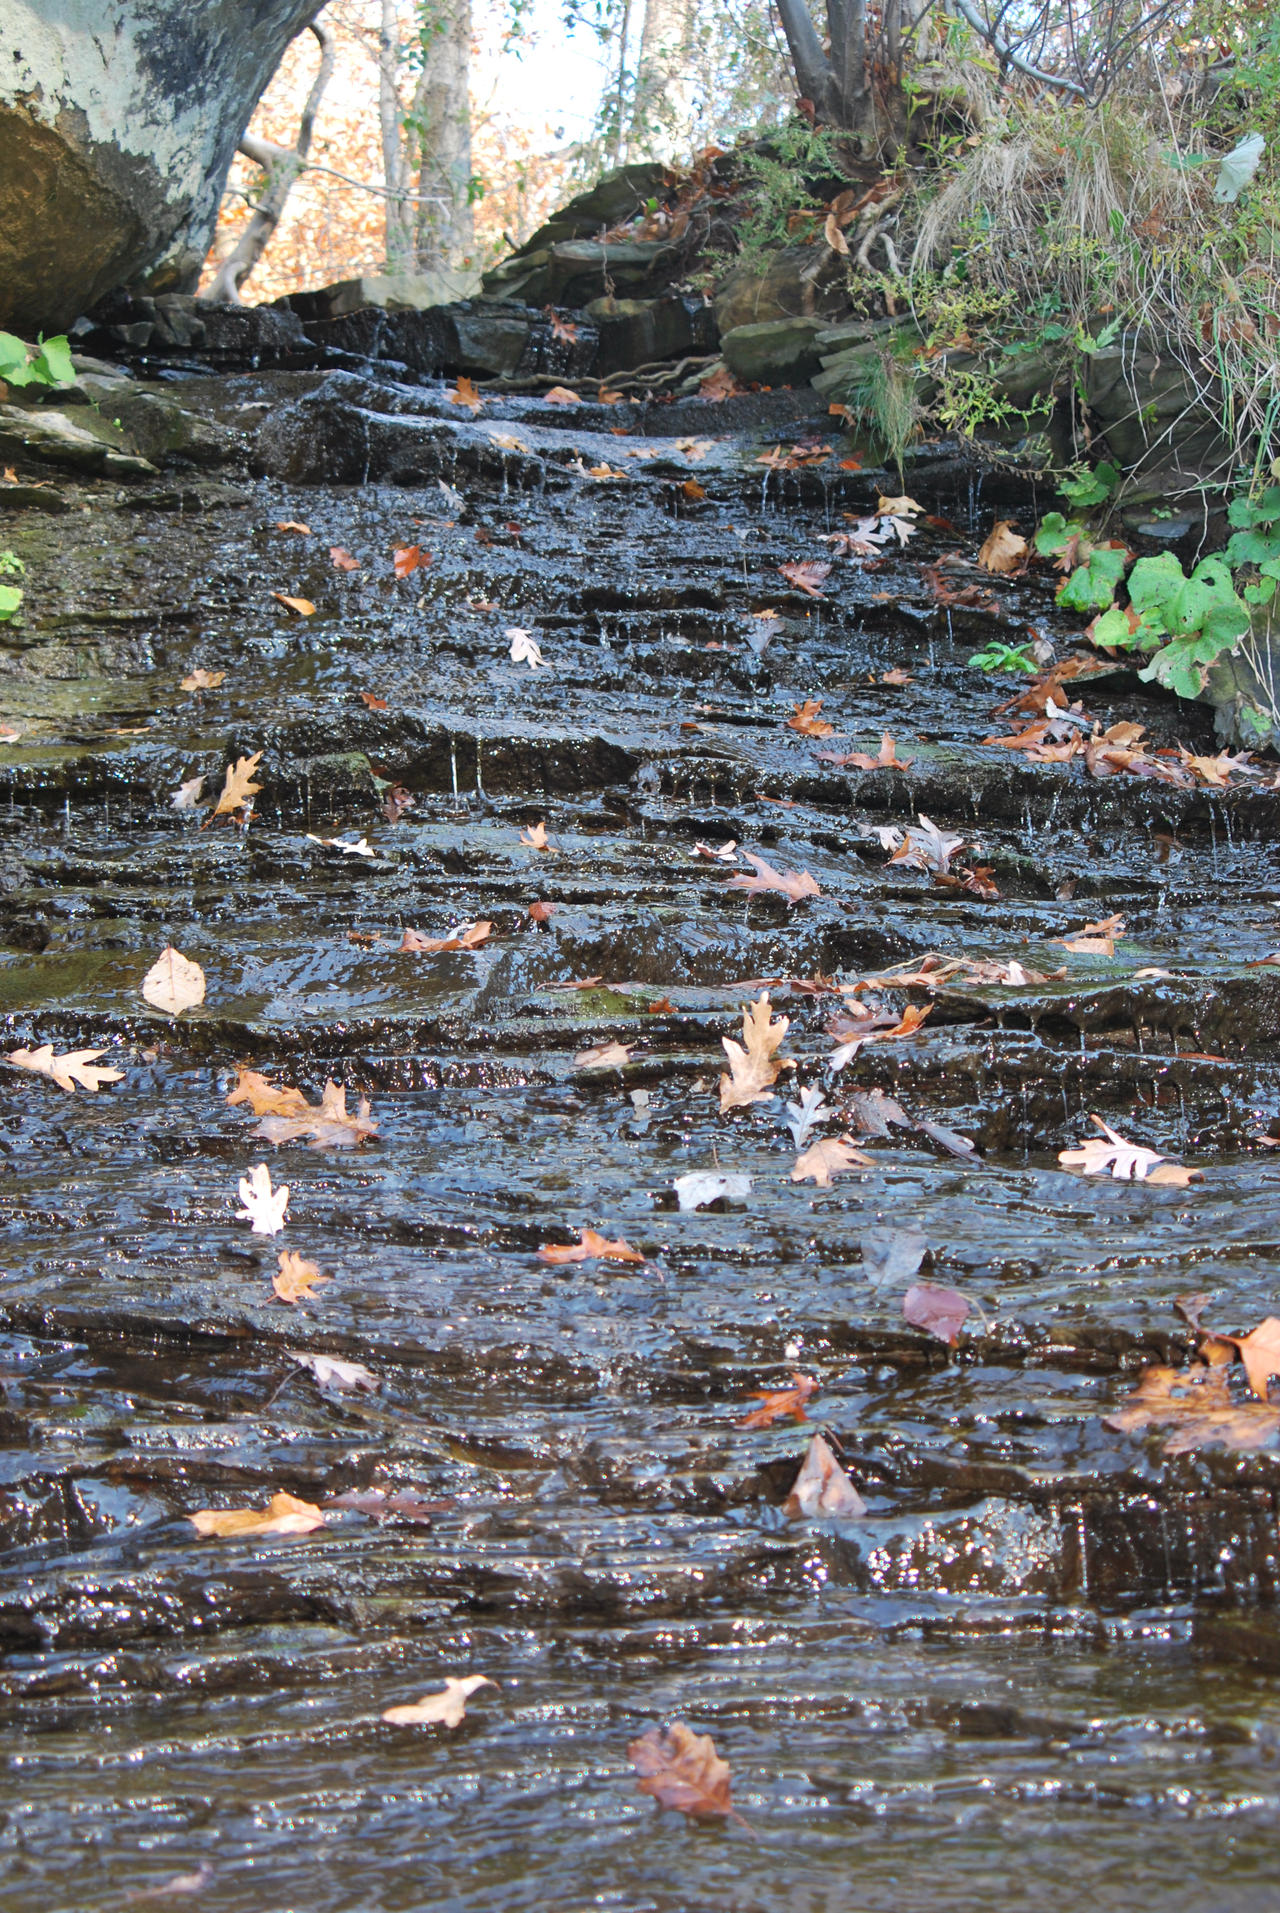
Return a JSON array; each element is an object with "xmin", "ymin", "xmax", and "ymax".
[{"xmin": 1, "ymin": 354, "xmax": 1279, "ymax": 1911}]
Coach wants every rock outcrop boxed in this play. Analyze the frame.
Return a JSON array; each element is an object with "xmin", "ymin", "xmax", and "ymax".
[{"xmin": 0, "ymin": 0, "xmax": 322, "ymax": 332}]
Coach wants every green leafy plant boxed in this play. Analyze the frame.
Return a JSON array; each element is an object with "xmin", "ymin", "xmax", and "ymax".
[
  {"xmin": 0, "ymin": 333, "xmax": 75, "ymax": 391},
  {"xmin": 0, "ymin": 550, "xmax": 24, "ymax": 623},
  {"xmin": 968, "ymin": 637, "xmax": 1037, "ymax": 673},
  {"xmin": 1057, "ymin": 542, "xmax": 1129, "ymax": 612},
  {"xmin": 1057, "ymin": 460, "xmax": 1119, "ymax": 512},
  {"xmin": 1225, "ymin": 485, "xmax": 1280, "ymax": 603}
]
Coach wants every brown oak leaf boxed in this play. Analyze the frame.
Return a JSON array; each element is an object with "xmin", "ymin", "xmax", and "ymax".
[
  {"xmin": 719, "ymin": 992, "xmax": 792, "ymax": 1111},
  {"xmin": 727, "ymin": 852, "xmax": 821, "ymax": 905},
  {"xmin": 537, "ymin": 1228, "xmax": 645, "ymax": 1264},
  {"xmin": 629, "ymin": 1722, "xmax": 747, "ymax": 1826}
]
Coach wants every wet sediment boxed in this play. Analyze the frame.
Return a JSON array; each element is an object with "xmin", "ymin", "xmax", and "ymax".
[{"xmin": 1, "ymin": 362, "xmax": 1279, "ymax": 1911}]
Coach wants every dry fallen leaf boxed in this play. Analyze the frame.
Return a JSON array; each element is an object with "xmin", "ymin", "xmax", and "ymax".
[
  {"xmin": 400, "ymin": 921, "xmax": 492, "ymax": 955},
  {"xmin": 829, "ymin": 1001, "xmax": 932, "ymax": 1072},
  {"xmin": 330, "ymin": 546, "xmax": 361, "ymax": 571},
  {"xmin": 739, "ymin": 1372, "xmax": 819, "ymax": 1427},
  {"xmin": 190, "ymin": 1492, "xmax": 325, "ymax": 1539},
  {"xmin": 508, "ymin": 628, "xmax": 546, "ymax": 668},
  {"xmin": 290, "ymin": 1350, "xmax": 378, "ymax": 1391},
  {"xmin": 254, "ymin": 1079, "xmax": 378, "ymax": 1151},
  {"xmin": 205, "ymin": 751, "xmax": 263, "ymax": 826},
  {"xmin": 977, "ymin": 520, "xmax": 1028, "ymax": 574},
  {"xmin": 181, "ymin": 668, "xmax": 224, "ymax": 692},
  {"xmin": 393, "ymin": 544, "xmax": 428, "ymax": 579},
  {"xmin": 129, "ymin": 1861, "xmax": 215, "ymax": 1902},
  {"xmin": 236, "ymin": 1162, "xmax": 289, "ymax": 1234},
  {"xmin": 488, "ymin": 430, "xmax": 531, "ymax": 453},
  {"xmin": 791, "ymin": 1136, "xmax": 873, "ymax": 1184},
  {"xmin": 887, "ymin": 816, "xmax": 966, "ymax": 876},
  {"xmin": 1215, "ymin": 1317, "xmax": 1280, "ymax": 1401},
  {"xmin": 4, "ymin": 1044, "xmax": 124, "ymax": 1094},
  {"xmin": 629, "ymin": 1722, "xmax": 747, "ymax": 1826},
  {"xmin": 448, "ymin": 375, "xmax": 484, "ymax": 412},
  {"xmin": 275, "ymin": 520, "xmax": 311, "ymax": 535},
  {"xmin": 383, "ymin": 1674, "xmax": 497, "ymax": 1727},
  {"xmin": 785, "ymin": 1432, "xmax": 867, "ymax": 1517},
  {"xmin": 778, "ymin": 560, "xmax": 831, "ymax": 598},
  {"xmin": 1059, "ymin": 1115, "xmax": 1199, "ymax": 1184},
  {"xmin": 727, "ymin": 851, "xmax": 821, "ymax": 906},
  {"xmin": 820, "ymin": 731, "xmax": 913, "ymax": 772},
  {"xmin": 719, "ymin": 992, "xmax": 792, "ymax": 1111},
  {"xmin": 823, "ymin": 209, "xmax": 850, "ymax": 254},
  {"xmin": 537, "ymin": 1227, "xmax": 645, "ymax": 1265},
  {"xmin": 226, "ymin": 1068, "xmax": 311, "ymax": 1118},
  {"xmin": 1105, "ymin": 1361, "xmax": 1280, "ymax": 1453},
  {"xmin": 787, "ymin": 699, "xmax": 836, "ymax": 738},
  {"xmin": 544, "ymin": 385, "xmax": 581, "ymax": 404},
  {"xmin": 170, "ymin": 773, "xmax": 206, "ymax": 811},
  {"xmin": 521, "ymin": 821, "xmax": 552, "ymax": 850},
  {"xmin": 305, "ymin": 833, "xmax": 376, "ymax": 859},
  {"xmin": 141, "ymin": 946, "xmax": 206, "ymax": 1016},
  {"xmin": 271, "ymin": 593, "xmax": 315, "ymax": 616},
  {"xmin": 273, "ymin": 1251, "xmax": 329, "ymax": 1303},
  {"xmin": 573, "ymin": 1041, "xmax": 633, "ymax": 1069},
  {"xmin": 903, "ymin": 1281, "xmax": 971, "ymax": 1344}
]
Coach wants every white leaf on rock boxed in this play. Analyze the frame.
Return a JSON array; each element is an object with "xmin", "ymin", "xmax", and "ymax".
[
  {"xmin": 507, "ymin": 628, "xmax": 546, "ymax": 668},
  {"xmin": 290, "ymin": 1350, "xmax": 380, "ymax": 1392},
  {"xmin": 141, "ymin": 946, "xmax": 206, "ymax": 1016},
  {"xmin": 236, "ymin": 1162, "xmax": 289, "ymax": 1234},
  {"xmin": 674, "ymin": 1171, "xmax": 752, "ymax": 1211}
]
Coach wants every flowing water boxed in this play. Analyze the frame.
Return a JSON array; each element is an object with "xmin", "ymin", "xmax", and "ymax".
[{"xmin": 1, "ymin": 363, "xmax": 1279, "ymax": 1910}]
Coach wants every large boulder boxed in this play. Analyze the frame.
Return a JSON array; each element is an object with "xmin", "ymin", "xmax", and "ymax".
[{"xmin": 0, "ymin": 0, "xmax": 322, "ymax": 332}]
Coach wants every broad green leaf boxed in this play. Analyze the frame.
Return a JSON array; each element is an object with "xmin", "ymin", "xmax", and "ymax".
[
  {"xmin": 1127, "ymin": 552, "xmax": 1186, "ymax": 614},
  {"xmin": 1091, "ymin": 604, "xmax": 1164, "ymax": 650},
  {"xmin": 1139, "ymin": 629, "xmax": 1237, "ymax": 699},
  {"xmin": 0, "ymin": 583, "xmax": 22, "ymax": 622},
  {"xmin": 1057, "ymin": 543, "xmax": 1128, "ymax": 612},
  {"xmin": 33, "ymin": 334, "xmax": 75, "ymax": 387},
  {"xmin": 1033, "ymin": 510, "xmax": 1078, "ymax": 557}
]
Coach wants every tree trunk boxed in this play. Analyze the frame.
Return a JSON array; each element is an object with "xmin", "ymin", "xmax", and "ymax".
[
  {"xmin": 409, "ymin": 0, "xmax": 473, "ymax": 275},
  {"xmin": 379, "ymin": 0, "xmax": 414, "ymax": 272},
  {"xmin": 633, "ymin": 0, "xmax": 695, "ymax": 157},
  {"xmin": 201, "ymin": 20, "xmax": 334, "ymax": 305},
  {"xmin": 0, "ymin": 0, "xmax": 324, "ymax": 332}
]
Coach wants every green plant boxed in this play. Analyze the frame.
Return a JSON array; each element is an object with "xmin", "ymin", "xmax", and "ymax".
[
  {"xmin": 734, "ymin": 119, "xmax": 848, "ymax": 265},
  {"xmin": 1057, "ymin": 460, "xmax": 1118, "ymax": 511},
  {"xmin": 0, "ymin": 550, "xmax": 24, "ymax": 622},
  {"xmin": 1225, "ymin": 484, "xmax": 1280, "ymax": 603},
  {"xmin": 0, "ymin": 333, "xmax": 74, "ymax": 390},
  {"xmin": 968, "ymin": 637, "xmax": 1037, "ymax": 673}
]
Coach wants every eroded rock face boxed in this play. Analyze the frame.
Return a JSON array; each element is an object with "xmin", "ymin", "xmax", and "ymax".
[{"xmin": 0, "ymin": 0, "xmax": 322, "ymax": 332}]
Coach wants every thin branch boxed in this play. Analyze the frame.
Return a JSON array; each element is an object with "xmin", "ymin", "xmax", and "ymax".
[{"xmin": 951, "ymin": 0, "xmax": 1091, "ymax": 96}]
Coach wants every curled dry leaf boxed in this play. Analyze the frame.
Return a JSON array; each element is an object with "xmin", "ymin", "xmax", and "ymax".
[
  {"xmin": 819, "ymin": 731, "xmax": 913, "ymax": 772},
  {"xmin": 271, "ymin": 593, "xmax": 315, "ymax": 616},
  {"xmin": 324, "ymin": 1487, "xmax": 444, "ymax": 1524},
  {"xmin": 694, "ymin": 839, "xmax": 737, "ymax": 862},
  {"xmin": 739, "ymin": 1372, "xmax": 819, "ymax": 1428},
  {"xmin": 573, "ymin": 1041, "xmax": 632, "ymax": 1070},
  {"xmin": 181, "ymin": 668, "xmax": 224, "ymax": 692},
  {"xmin": 888, "ymin": 816, "xmax": 966, "ymax": 876},
  {"xmin": 1105, "ymin": 1361, "xmax": 1280, "ymax": 1453},
  {"xmin": 392, "ymin": 544, "xmax": 428, "ymax": 578},
  {"xmin": 778, "ymin": 560, "xmax": 831, "ymax": 598},
  {"xmin": 829, "ymin": 1002, "xmax": 932, "ymax": 1072},
  {"xmin": 520, "ymin": 821, "xmax": 552, "ymax": 850},
  {"xmin": 903, "ymin": 1281, "xmax": 971, "ymax": 1345},
  {"xmin": 236, "ymin": 1162, "xmax": 289, "ymax": 1234},
  {"xmin": 537, "ymin": 1227, "xmax": 645, "ymax": 1265},
  {"xmin": 400, "ymin": 921, "xmax": 492, "ymax": 955},
  {"xmin": 544, "ymin": 385, "xmax": 581, "ymax": 404},
  {"xmin": 787, "ymin": 699, "xmax": 836, "ymax": 738},
  {"xmin": 5, "ymin": 1044, "xmax": 124, "ymax": 1094},
  {"xmin": 170, "ymin": 773, "xmax": 205, "ymax": 811},
  {"xmin": 275, "ymin": 520, "xmax": 311, "ymax": 534},
  {"xmin": 629, "ymin": 1722, "xmax": 747, "ymax": 1826},
  {"xmin": 141, "ymin": 946, "xmax": 206, "ymax": 1016},
  {"xmin": 823, "ymin": 209, "xmax": 850, "ymax": 253},
  {"xmin": 273, "ymin": 1251, "xmax": 328, "ymax": 1303},
  {"xmin": 190, "ymin": 1491, "xmax": 326, "ymax": 1538},
  {"xmin": 206, "ymin": 751, "xmax": 263, "ymax": 826},
  {"xmin": 674, "ymin": 1170, "xmax": 752, "ymax": 1210},
  {"xmin": 1059, "ymin": 1115, "xmax": 1199, "ymax": 1184},
  {"xmin": 792, "ymin": 1136, "xmax": 873, "ymax": 1185},
  {"xmin": 360, "ymin": 691, "xmax": 387, "ymax": 710},
  {"xmin": 383, "ymin": 1675, "xmax": 497, "ymax": 1728},
  {"xmin": 1213, "ymin": 1316, "xmax": 1280, "ymax": 1402},
  {"xmin": 719, "ymin": 992, "xmax": 792, "ymax": 1111},
  {"xmin": 727, "ymin": 851, "xmax": 821, "ymax": 905},
  {"xmin": 448, "ymin": 374, "xmax": 484, "ymax": 412},
  {"xmin": 226, "ymin": 1068, "xmax": 311, "ymax": 1118},
  {"xmin": 977, "ymin": 520, "xmax": 1028, "ymax": 574},
  {"xmin": 508, "ymin": 628, "xmax": 546, "ymax": 668},
  {"xmin": 290, "ymin": 1350, "xmax": 378, "ymax": 1391},
  {"xmin": 489, "ymin": 429, "xmax": 531, "ymax": 453},
  {"xmin": 383, "ymin": 785, "xmax": 416, "ymax": 824},
  {"xmin": 330, "ymin": 546, "xmax": 361, "ymax": 570},
  {"xmin": 785, "ymin": 1432, "xmax": 866, "ymax": 1518},
  {"xmin": 254, "ymin": 1079, "xmax": 378, "ymax": 1151}
]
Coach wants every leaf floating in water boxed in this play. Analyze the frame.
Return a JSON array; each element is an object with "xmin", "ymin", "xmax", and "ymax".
[
  {"xmin": 253, "ymin": 1079, "xmax": 378, "ymax": 1151},
  {"xmin": 291, "ymin": 1350, "xmax": 379, "ymax": 1392},
  {"xmin": 399, "ymin": 921, "xmax": 491, "ymax": 955},
  {"xmin": 673, "ymin": 1171, "xmax": 752, "ymax": 1211},
  {"xmin": 128, "ymin": 1861, "xmax": 215, "ymax": 1902},
  {"xmin": 236, "ymin": 1162, "xmax": 289, "ymax": 1234},
  {"xmin": 190, "ymin": 1491, "xmax": 326, "ymax": 1538},
  {"xmin": 226, "ymin": 1068, "xmax": 311, "ymax": 1118},
  {"xmin": 273, "ymin": 1251, "xmax": 328, "ymax": 1303},
  {"xmin": 786, "ymin": 1433, "xmax": 866, "ymax": 1518},
  {"xmin": 180, "ymin": 668, "xmax": 224, "ymax": 692},
  {"xmin": 5, "ymin": 1043, "xmax": 124, "ymax": 1094},
  {"xmin": 383, "ymin": 1674, "xmax": 497, "ymax": 1727},
  {"xmin": 205, "ymin": 751, "xmax": 262, "ymax": 826},
  {"xmin": 330, "ymin": 546, "xmax": 361, "ymax": 571},
  {"xmin": 573, "ymin": 1041, "xmax": 632, "ymax": 1070},
  {"xmin": 507, "ymin": 627, "xmax": 546, "ymax": 668},
  {"xmin": 902, "ymin": 1281, "xmax": 971, "ymax": 1345},
  {"xmin": 628, "ymin": 1721, "xmax": 748, "ymax": 1826},
  {"xmin": 270, "ymin": 592, "xmax": 315, "ymax": 616},
  {"xmin": 537, "ymin": 1228, "xmax": 645, "ymax": 1265},
  {"xmin": 738, "ymin": 1373, "xmax": 819, "ymax": 1428},
  {"xmin": 719, "ymin": 992, "xmax": 793, "ymax": 1111},
  {"xmin": 141, "ymin": 946, "xmax": 206, "ymax": 1017},
  {"xmin": 1059, "ymin": 1115, "xmax": 1199, "ymax": 1184},
  {"xmin": 520, "ymin": 821, "xmax": 552, "ymax": 850},
  {"xmin": 392, "ymin": 544, "xmax": 429, "ymax": 578},
  {"xmin": 791, "ymin": 1136, "xmax": 872, "ymax": 1185},
  {"xmin": 305, "ymin": 833, "xmax": 377, "ymax": 858},
  {"xmin": 1105, "ymin": 1362, "xmax": 1280, "ymax": 1453}
]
